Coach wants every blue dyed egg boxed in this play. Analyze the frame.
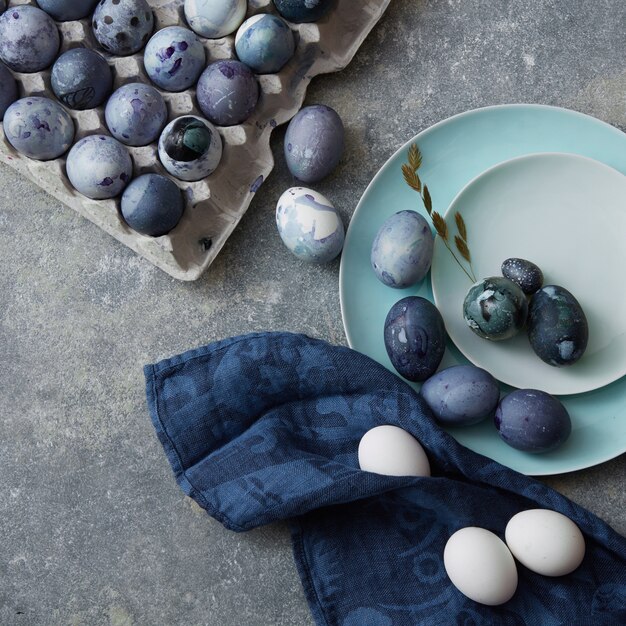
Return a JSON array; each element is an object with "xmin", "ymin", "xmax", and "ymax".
[
  {"xmin": 0, "ymin": 6, "xmax": 60, "ymax": 73},
  {"xmin": 121, "ymin": 174, "xmax": 184, "ymax": 237},
  {"xmin": 284, "ymin": 105, "xmax": 344, "ymax": 183},
  {"xmin": 384, "ymin": 296, "xmax": 446, "ymax": 382},
  {"xmin": 371, "ymin": 210, "xmax": 434, "ymax": 289},
  {"xmin": 528, "ymin": 285, "xmax": 588, "ymax": 367},
  {"xmin": 184, "ymin": 0, "xmax": 247, "ymax": 38},
  {"xmin": 276, "ymin": 187, "xmax": 344, "ymax": 264},
  {"xmin": 495, "ymin": 389, "xmax": 571, "ymax": 453},
  {"xmin": 196, "ymin": 60, "xmax": 259, "ymax": 127},
  {"xmin": 144, "ymin": 26, "xmax": 205, "ymax": 92},
  {"xmin": 420, "ymin": 365, "xmax": 500, "ymax": 426},
  {"xmin": 92, "ymin": 0, "xmax": 154, "ymax": 56},
  {"xmin": 273, "ymin": 0, "xmax": 335, "ymax": 23},
  {"xmin": 158, "ymin": 116, "xmax": 223, "ymax": 182},
  {"xmin": 235, "ymin": 14, "xmax": 295, "ymax": 74},
  {"xmin": 66, "ymin": 135, "xmax": 133, "ymax": 199},
  {"xmin": 37, "ymin": 0, "xmax": 100, "ymax": 22},
  {"xmin": 0, "ymin": 63, "xmax": 18, "ymax": 121},
  {"xmin": 3, "ymin": 97, "xmax": 74, "ymax": 161},
  {"xmin": 463, "ymin": 277, "xmax": 528, "ymax": 341},
  {"xmin": 501, "ymin": 257, "xmax": 543, "ymax": 295},
  {"xmin": 51, "ymin": 48, "xmax": 112, "ymax": 110},
  {"xmin": 105, "ymin": 82, "xmax": 167, "ymax": 146}
]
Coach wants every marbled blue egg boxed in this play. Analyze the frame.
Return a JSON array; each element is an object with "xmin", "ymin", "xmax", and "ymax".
[
  {"xmin": 184, "ymin": 0, "xmax": 247, "ymax": 38},
  {"xmin": 3, "ymin": 97, "xmax": 74, "ymax": 160},
  {"xmin": 121, "ymin": 174, "xmax": 184, "ymax": 237},
  {"xmin": 0, "ymin": 6, "xmax": 60, "ymax": 73},
  {"xmin": 0, "ymin": 63, "xmax": 18, "ymax": 121},
  {"xmin": 235, "ymin": 14, "xmax": 295, "ymax": 74},
  {"xmin": 384, "ymin": 296, "xmax": 446, "ymax": 382},
  {"xmin": 105, "ymin": 82, "xmax": 167, "ymax": 146},
  {"xmin": 37, "ymin": 0, "xmax": 100, "ymax": 22},
  {"xmin": 144, "ymin": 26, "xmax": 205, "ymax": 92},
  {"xmin": 158, "ymin": 116, "xmax": 223, "ymax": 182},
  {"xmin": 371, "ymin": 210, "xmax": 434, "ymax": 289},
  {"xmin": 66, "ymin": 135, "xmax": 133, "ymax": 199},
  {"xmin": 276, "ymin": 187, "xmax": 344, "ymax": 264},
  {"xmin": 92, "ymin": 0, "xmax": 154, "ymax": 56},
  {"xmin": 273, "ymin": 0, "xmax": 335, "ymax": 23},
  {"xmin": 501, "ymin": 257, "xmax": 544, "ymax": 295},
  {"xmin": 51, "ymin": 48, "xmax": 112, "ymax": 110},
  {"xmin": 463, "ymin": 277, "xmax": 528, "ymax": 341},
  {"xmin": 285, "ymin": 105, "xmax": 344, "ymax": 183},
  {"xmin": 528, "ymin": 285, "xmax": 589, "ymax": 367},
  {"xmin": 196, "ymin": 60, "xmax": 259, "ymax": 127},
  {"xmin": 420, "ymin": 365, "xmax": 500, "ymax": 426},
  {"xmin": 495, "ymin": 389, "xmax": 571, "ymax": 453}
]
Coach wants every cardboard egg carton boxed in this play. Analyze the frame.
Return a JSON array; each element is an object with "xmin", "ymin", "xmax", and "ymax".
[{"xmin": 0, "ymin": 0, "xmax": 391, "ymax": 280}]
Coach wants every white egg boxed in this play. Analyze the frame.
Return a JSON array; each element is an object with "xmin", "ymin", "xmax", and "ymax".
[
  {"xmin": 184, "ymin": 0, "xmax": 247, "ymax": 39},
  {"xmin": 444, "ymin": 527, "xmax": 518, "ymax": 606},
  {"xmin": 505, "ymin": 509, "xmax": 586, "ymax": 576},
  {"xmin": 357, "ymin": 425, "xmax": 430, "ymax": 477}
]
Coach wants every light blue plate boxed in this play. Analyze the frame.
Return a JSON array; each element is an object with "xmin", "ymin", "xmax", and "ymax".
[{"xmin": 339, "ymin": 104, "xmax": 626, "ymax": 476}]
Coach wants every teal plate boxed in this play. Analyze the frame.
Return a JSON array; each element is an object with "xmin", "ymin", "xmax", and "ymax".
[{"xmin": 339, "ymin": 104, "xmax": 626, "ymax": 476}]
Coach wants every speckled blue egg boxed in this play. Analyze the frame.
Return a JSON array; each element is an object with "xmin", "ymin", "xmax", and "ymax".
[
  {"xmin": 51, "ymin": 48, "xmax": 112, "ymax": 110},
  {"xmin": 501, "ymin": 257, "xmax": 544, "ymax": 295},
  {"xmin": 235, "ymin": 14, "xmax": 295, "ymax": 74},
  {"xmin": 121, "ymin": 174, "xmax": 184, "ymax": 237},
  {"xmin": 92, "ymin": 0, "xmax": 154, "ymax": 56},
  {"xmin": 105, "ymin": 82, "xmax": 167, "ymax": 146},
  {"xmin": 384, "ymin": 296, "xmax": 446, "ymax": 382},
  {"xmin": 528, "ymin": 285, "xmax": 588, "ymax": 367},
  {"xmin": 420, "ymin": 365, "xmax": 500, "ymax": 426},
  {"xmin": 285, "ymin": 105, "xmax": 344, "ymax": 183},
  {"xmin": 273, "ymin": 0, "xmax": 335, "ymax": 23},
  {"xmin": 37, "ymin": 0, "xmax": 100, "ymax": 21},
  {"xmin": 0, "ymin": 63, "xmax": 18, "ymax": 121},
  {"xmin": 196, "ymin": 60, "xmax": 259, "ymax": 127},
  {"xmin": 158, "ymin": 116, "xmax": 223, "ymax": 182},
  {"xmin": 276, "ymin": 187, "xmax": 344, "ymax": 264},
  {"xmin": 184, "ymin": 0, "xmax": 247, "ymax": 38},
  {"xmin": 463, "ymin": 277, "xmax": 528, "ymax": 341},
  {"xmin": 66, "ymin": 135, "xmax": 133, "ymax": 199},
  {"xmin": 371, "ymin": 210, "xmax": 434, "ymax": 289},
  {"xmin": 0, "ymin": 6, "xmax": 60, "ymax": 73},
  {"xmin": 3, "ymin": 97, "xmax": 74, "ymax": 160},
  {"xmin": 144, "ymin": 26, "xmax": 205, "ymax": 92},
  {"xmin": 495, "ymin": 389, "xmax": 571, "ymax": 453}
]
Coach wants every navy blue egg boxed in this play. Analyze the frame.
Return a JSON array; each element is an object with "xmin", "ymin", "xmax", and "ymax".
[
  {"xmin": 495, "ymin": 389, "xmax": 571, "ymax": 453},
  {"xmin": 37, "ymin": 0, "xmax": 100, "ymax": 22},
  {"xmin": 121, "ymin": 174, "xmax": 184, "ymax": 237},
  {"xmin": 273, "ymin": 0, "xmax": 335, "ymax": 23},
  {"xmin": 528, "ymin": 285, "xmax": 588, "ymax": 367},
  {"xmin": 0, "ymin": 62, "xmax": 18, "ymax": 121},
  {"xmin": 384, "ymin": 296, "xmax": 446, "ymax": 382},
  {"xmin": 420, "ymin": 365, "xmax": 500, "ymax": 426},
  {"xmin": 501, "ymin": 257, "xmax": 543, "ymax": 294}
]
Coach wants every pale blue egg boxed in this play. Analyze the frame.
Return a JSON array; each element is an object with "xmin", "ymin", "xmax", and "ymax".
[
  {"xmin": 0, "ymin": 63, "xmax": 18, "ymax": 121},
  {"xmin": 37, "ymin": 0, "xmax": 100, "ymax": 22},
  {"xmin": 92, "ymin": 0, "xmax": 154, "ymax": 56},
  {"xmin": 235, "ymin": 14, "xmax": 295, "ymax": 74},
  {"xmin": 3, "ymin": 97, "xmax": 74, "ymax": 161},
  {"xmin": 144, "ymin": 26, "xmax": 205, "ymax": 92},
  {"xmin": 276, "ymin": 187, "xmax": 344, "ymax": 264},
  {"xmin": 184, "ymin": 0, "xmax": 247, "ymax": 39},
  {"xmin": 66, "ymin": 135, "xmax": 133, "ymax": 199}
]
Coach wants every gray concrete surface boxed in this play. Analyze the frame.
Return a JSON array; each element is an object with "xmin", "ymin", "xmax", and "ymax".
[{"xmin": 1, "ymin": 1, "xmax": 625, "ymax": 624}]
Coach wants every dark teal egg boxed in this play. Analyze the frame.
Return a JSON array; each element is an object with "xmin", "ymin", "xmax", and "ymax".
[
  {"xmin": 527, "ymin": 285, "xmax": 588, "ymax": 367},
  {"xmin": 463, "ymin": 277, "xmax": 528, "ymax": 341}
]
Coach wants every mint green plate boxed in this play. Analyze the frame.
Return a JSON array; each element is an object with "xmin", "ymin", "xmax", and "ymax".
[{"xmin": 339, "ymin": 104, "xmax": 626, "ymax": 476}]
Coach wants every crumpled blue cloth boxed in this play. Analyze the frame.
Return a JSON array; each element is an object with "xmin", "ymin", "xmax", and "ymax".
[{"xmin": 144, "ymin": 332, "xmax": 626, "ymax": 626}]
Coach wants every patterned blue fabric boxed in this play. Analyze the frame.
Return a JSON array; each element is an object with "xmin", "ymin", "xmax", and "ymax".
[{"xmin": 144, "ymin": 332, "xmax": 626, "ymax": 626}]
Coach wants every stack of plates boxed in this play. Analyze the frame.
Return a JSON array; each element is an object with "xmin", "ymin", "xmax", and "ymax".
[{"xmin": 339, "ymin": 104, "xmax": 626, "ymax": 475}]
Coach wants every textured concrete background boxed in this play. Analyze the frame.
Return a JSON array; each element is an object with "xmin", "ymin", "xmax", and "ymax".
[{"xmin": 1, "ymin": 1, "xmax": 625, "ymax": 624}]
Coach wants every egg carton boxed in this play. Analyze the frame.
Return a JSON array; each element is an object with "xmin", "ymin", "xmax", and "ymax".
[{"xmin": 0, "ymin": 0, "xmax": 391, "ymax": 280}]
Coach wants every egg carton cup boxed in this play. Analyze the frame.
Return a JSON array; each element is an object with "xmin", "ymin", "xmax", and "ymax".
[{"xmin": 0, "ymin": 0, "xmax": 391, "ymax": 281}]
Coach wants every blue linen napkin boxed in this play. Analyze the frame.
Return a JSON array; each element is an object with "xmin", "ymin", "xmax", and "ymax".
[{"xmin": 144, "ymin": 332, "xmax": 626, "ymax": 626}]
